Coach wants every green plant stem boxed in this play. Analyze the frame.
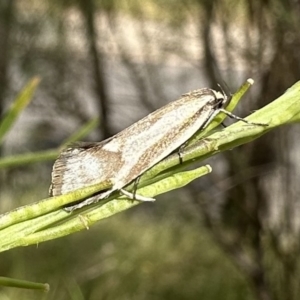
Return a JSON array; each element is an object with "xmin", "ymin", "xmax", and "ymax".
[
  {"xmin": 0, "ymin": 276, "xmax": 49, "ymax": 291},
  {"xmin": 0, "ymin": 79, "xmax": 299, "ymax": 252},
  {"xmin": 0, "ymin": 166, "xmax": 212, "ymax": 251}
]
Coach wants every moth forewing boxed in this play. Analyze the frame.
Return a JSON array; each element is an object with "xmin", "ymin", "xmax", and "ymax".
[
  {"xmin": 51, "ymin": 84, "xmax": 265, "ymax": 212},
  {"xmin": 50, "ymin": 88, "xmax": 226, "ymax": 210},
  {"xmin": 49, "ymin": 142, "xmax": 123, "ymax": 197},
  {"xmin": 99, "ymin": 89, "xmax": 224, "ymax": 190}
]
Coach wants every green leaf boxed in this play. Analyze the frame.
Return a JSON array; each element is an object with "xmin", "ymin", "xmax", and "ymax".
[
  {"xmin": 0, "ymin": 77, "xmax": 40, "ymax": 144},
  {"xmin": 0, "ymin": 118, "xmax": 99, "ymax": 169},
  {"xmin": 0, "ymin": 276, "xmax": 49, "ymax": 291}
]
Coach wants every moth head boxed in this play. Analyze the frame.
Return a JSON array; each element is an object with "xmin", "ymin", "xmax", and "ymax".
[{"xmin": 213, "ymin": 83, "xmax": 232, "ymax": 108}]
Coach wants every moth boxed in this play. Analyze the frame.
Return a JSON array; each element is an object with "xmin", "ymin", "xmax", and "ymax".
[{"xmin": 50, "ymin": 86, "xmax": 265, "ymax": 211}]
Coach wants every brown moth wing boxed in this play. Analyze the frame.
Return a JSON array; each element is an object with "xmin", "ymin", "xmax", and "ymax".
[
  {"xmin": 50, "ymin": 89, "xmax": 224, "ymax": 210},
  {"xmin": 49, "ymin": 139, "xmax": 124, "ymax": 196},
  {"xmin": 100, "ymin": 89, "xmax": 221, "ymax": 191}
]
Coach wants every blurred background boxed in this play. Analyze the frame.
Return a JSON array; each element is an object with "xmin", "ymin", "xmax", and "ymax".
[{"xmin": 0, "ymin": 0, "xmax": 300, "ymax": 299}]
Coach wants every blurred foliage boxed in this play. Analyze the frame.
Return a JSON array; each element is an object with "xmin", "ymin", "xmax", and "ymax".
[
  {"xmin": 0, "ymin": 0, "xmax": 300, "ymax": 299},
  {"xmin": 0, "ymin": 77, "xmax": 40, "ymax": 144},
  {"xmin": 0, "ymin": 211, "xmax": 254, "ymax": 300}
]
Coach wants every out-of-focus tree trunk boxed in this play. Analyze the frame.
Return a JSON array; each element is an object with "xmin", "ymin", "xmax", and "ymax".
[
  {"xmin": 0, "ymin": 0, "xmax": 14, "ymax": 148},
  {"xmin": 0, "ymin": 0, "xmax": 14, "ymax": 194},
  {"xmin": 189, "ymin": 1, "xmax": 300, "ymax": 300},
  {"xmin": 79, "ymin": 0, "xmax": 112, "ymax": 138}
]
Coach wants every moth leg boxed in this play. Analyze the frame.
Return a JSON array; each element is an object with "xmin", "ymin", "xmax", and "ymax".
[
  {"xmin": 64, "ymin": 189, "xmax": 113, "ymax": 212},
  {"xmin": 132, "ymin": 176, "xmax": 141, "ymax": 199},
  {"xmin": 177, "ymin": 142, "xmax": 188, "ymax": 164},
  {"xmin": 64, "ymin": 187, "xmax": 155, "ymax": 212},
  {"xmin": 120, "ymin": 176, "xmax": 155, "ymax": 202},
  {"xmin": 120, "ymin": 189, "xmax": 155, "ymax": 202},
  {"xmin": 219, "ymin": 109, "xmax": 268, "ymax": 126}
]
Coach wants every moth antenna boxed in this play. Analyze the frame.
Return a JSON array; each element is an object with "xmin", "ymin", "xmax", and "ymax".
[
  {"xmin": 217, "ymin": 82, "xmax": 231, "ymax": 99},
  {"xmin": 217, "ymin": 80, "xmax": 232, "ymax": 108}
]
